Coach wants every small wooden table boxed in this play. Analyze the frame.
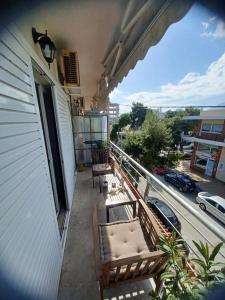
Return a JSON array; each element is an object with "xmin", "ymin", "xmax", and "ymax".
[{"xmin": 99, "ymin": 174, "xmax": 137, "ymax": 222}]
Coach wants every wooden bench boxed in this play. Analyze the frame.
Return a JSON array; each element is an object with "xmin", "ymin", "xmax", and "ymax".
[{"xmin": 93, "ymin": 198, "xmax": 169, "ymax": 300}]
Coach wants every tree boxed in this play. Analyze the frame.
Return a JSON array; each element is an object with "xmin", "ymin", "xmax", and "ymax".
[
  {"xmin": 110, "ymin": 123, "xmax": 119, "ymax": 141},
  {"xmin": 110, "ymin": 113, "xmax": 131, "ymax": 142},
  {"xmin": 122, "ymin": 111, "xmax": 172, "ymax": 170},
  {"xmin": 130, "ymin": 102, "xmax": 147, "ymax": 128},
  {"xmin": 141, "ymin": 111, "xmax": 172, "ymax": 169},
  {"xmin": 122, "ymin": 130, "xmax": 143, "ymax": 161},
  {"xmin": 118, "ymin": 113, "xmax": 131, "ymax": 129},
  {"xmin": 164, "ymin": 107, "xmax": 200, "ymax": 149}
]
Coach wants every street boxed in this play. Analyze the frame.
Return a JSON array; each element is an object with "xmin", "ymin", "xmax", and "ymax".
[{"xmin": 143, "ymin": 174, "xmax": 225, "ymax": 263}]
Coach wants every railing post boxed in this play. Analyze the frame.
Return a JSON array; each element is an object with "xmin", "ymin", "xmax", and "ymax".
[{"xmin": 144, "ymin": 176, "xmax": 150, "ymax": 202}]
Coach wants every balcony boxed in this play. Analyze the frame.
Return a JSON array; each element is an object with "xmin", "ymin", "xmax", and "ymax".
[
  {"xmin": 58, "ymin": 168, "xmax": 156, "ymax": 300},
  {"xmin": 58, "ymin": 143, "xmax": 225, "ymax": 300}
]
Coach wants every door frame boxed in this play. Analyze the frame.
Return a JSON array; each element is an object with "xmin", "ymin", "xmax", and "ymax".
[{"xmin": 33, "ymin": 61, "xmax": 70, "ymax": 212}]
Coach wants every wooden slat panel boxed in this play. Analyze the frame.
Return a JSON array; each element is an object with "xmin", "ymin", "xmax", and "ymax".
[
  {"xmin": 115, "ymin": 266, "xmax": 121, "ymax": 282},
  {"xmin": 124, "ymin": 264, "xmax": 132, "ymax": 280}
]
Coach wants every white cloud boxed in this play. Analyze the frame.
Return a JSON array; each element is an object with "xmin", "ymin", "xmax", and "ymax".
[
  {"xmin": 109, "ymin": 88, "xmax": 122, "ymax": 102},
  {"xmin": 209, "ymin": 16, "xmax": 216, "ymax": 22},
  {"xmin": 115, "ymin": 52, "xmax": 225, "ymax": 113},
  {"xmin": 201, "ymin": 21, "xmax": 209, "ymax": 30},
  {"xmin": 201, "ymin": 18, "xmax": 225, "ymax": 39}
]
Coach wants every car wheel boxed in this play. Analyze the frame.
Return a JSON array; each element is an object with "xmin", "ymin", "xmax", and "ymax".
[{"xmin": 199, "ymin": 203, "xmax": 206, "ymax": 211}]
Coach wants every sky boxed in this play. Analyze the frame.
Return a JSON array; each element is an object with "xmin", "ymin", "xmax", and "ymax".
[{"xmin": 109, "ymin": 3, "xmax": 225, "ymax": 114}]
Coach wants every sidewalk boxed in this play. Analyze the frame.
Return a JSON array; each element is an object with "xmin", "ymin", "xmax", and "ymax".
[{"xmin": 175, "ymin": 160, "xmax": 225, "ymax": 198}]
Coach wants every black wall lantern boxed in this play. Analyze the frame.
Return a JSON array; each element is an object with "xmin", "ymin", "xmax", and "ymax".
[{"xmin": 32, "ymin": 27, "xmax": 56, "ymax": 69}]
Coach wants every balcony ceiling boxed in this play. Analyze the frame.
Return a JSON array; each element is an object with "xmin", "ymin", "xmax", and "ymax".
[{"xmin": 17, "ymin": 0, "xmax": 192, "ymax": 109}]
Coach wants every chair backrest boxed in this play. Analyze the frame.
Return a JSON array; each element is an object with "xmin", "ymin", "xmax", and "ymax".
[{"xmin": 92, "ymin": 149, "xmax": 109, "ymax": 164}]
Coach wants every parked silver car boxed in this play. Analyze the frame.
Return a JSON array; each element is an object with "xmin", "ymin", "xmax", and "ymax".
[{"xmin": 196, "ymin": 192, "xmax": 225, "ymax": 224}]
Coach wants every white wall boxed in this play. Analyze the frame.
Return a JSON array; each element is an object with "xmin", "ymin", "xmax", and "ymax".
[{"xmin": 0, "ymin": 27, "xmax": 75, "ymax": 299}]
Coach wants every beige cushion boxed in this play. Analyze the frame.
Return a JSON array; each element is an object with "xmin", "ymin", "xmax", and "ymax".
[
  {"xmin": 93, "ymin": 163, "xmax": 112, "ymax": 172},
  {"xmin": 99, "ymin": 218, "xmax": 149, "ymax": 262}
]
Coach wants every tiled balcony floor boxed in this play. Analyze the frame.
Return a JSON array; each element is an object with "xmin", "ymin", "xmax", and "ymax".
[{"xmin": 58, "ymin": 168, "xmax": 154, "ymax": 300}]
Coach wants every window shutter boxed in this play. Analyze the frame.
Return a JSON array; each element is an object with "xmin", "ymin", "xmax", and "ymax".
[{"xmin": 61, "ymin": 49, "xmax": 80, "ymax": 86}]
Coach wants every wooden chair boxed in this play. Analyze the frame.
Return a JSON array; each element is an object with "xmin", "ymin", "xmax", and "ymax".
[
  {"xmin": 92, "ymin": 149, "xmax": 114, "ymax": 187},
  {"xmin": 93, "ymin": 198, "xmax": 169, "ymax": 300}
]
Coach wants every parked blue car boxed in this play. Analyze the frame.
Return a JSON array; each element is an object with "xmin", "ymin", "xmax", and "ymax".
[{"xmin": 164, "ymin": 172, "xmax": 196, "ymax": 193}]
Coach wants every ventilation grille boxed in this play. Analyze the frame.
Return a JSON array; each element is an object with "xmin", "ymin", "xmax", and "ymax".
[{"xmin": 61, "ymin": 50, "xmax": 80, "ymax": 86}]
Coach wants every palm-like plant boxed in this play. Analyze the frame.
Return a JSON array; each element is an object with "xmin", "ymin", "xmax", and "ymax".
[
  {"xmin": 191, "ymin": 241, "xmax": 225, "ymax": 295},
  {"xmin": 152, "ymin": 232, "xmax": 225, "ymax": 300}
]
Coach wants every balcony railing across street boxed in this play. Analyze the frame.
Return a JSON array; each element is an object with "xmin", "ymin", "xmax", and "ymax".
[{"xmin": 110, "ymin": 142, "xmax": 225, "ymax": 263}]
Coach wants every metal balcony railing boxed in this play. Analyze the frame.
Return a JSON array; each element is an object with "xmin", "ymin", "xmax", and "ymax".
[{"xmin": 110, "ymin": 141, "xmax": 225, "ymax": 262}]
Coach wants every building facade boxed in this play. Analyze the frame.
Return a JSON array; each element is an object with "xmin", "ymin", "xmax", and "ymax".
[
  {"xmin": 183, "ymin": 110, "xmax": 225, "ymax": 182},
  {"xmin": 108, "ymin": 102, "xmax": 119, "ymax": 126}
]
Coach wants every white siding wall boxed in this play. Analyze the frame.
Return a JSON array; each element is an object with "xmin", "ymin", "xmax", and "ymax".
[
  {"xmin": 54, "ymin": 89, "xmax": 75, "ymax": 208},
  {"xmin": 0, "ymin": 28, "xmax": 68, "ymax": 299}
]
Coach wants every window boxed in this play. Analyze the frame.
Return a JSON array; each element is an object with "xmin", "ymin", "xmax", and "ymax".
[
  {"xmin": 218, "ymin": 205, "xmax": 225, "ymax": 214},
  {"xmin": 198, "ymin": 144, "xmax": 210, "ymax": 153},
  {"xmin": 206, "ymin": 199, "xmax": 216, "ymax": 207},
  {"xmin": 195, "ymin": 155, "xmax": 207, "ymax": 168},
  {"xmin": 202, "ymin": 123, "xmax": 211, "ymax": 132},
  {"xmin": 197, "ymin": 144, "xmax": 218, "ymax": 156},
  {"xmin": 201, "ymin": 121, "xmax": 224, "ymax": 134},
  {"xmin": 212, "ymin": 124, "xmax": 223, "ymax": 133}
]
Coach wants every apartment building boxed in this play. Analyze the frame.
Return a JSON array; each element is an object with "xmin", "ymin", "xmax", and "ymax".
[
  {"xmin": 108, "ymin": 102, "xmax": 119, "ymax": 126},
  {"xmin": 183, "ymin": 109, "xmax": 225, "ymax": 182}
]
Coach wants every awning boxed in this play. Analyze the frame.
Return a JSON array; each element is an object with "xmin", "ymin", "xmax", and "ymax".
[
  {"xmin": 105, "ymin": 0, "xmax": 193, "ymax": 93},
  {"xmin": 184, "ymin": 137, "xmax": 225, "ymax": 148},
  {"xmin": 183, "ymin": 115, "xmax": 225, "ymax": 120}
]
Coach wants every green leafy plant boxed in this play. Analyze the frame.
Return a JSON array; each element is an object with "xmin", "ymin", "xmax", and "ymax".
[{"xmin": 151, "ymin": 232, "xmax": 225, "ymax": 300}]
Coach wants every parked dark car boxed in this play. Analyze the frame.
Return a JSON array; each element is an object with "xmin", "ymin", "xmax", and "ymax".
[
  {"xmin": 146, "ymin": 197, "xmax": 181, "ymax": 232},
  {"xmin": 164, "ymin": 172, "xmax": 196, "ymax": 192}
]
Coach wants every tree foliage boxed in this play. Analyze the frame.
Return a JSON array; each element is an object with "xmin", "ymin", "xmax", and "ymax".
[
  {"xmin": 118, "ymin": 113, "xmax": 131, "ymax": 128},
  {"xmin": 122, "ymin": 111, "xmax": 172, "ymax": 170},
  {"xmin": 164, "ymin": 107, "xmax": 200, "ymax": 149},
  {"xmin": 130, "ymin": 102, "xmax": 147, "ymax": 128},
  {"xmin": 141, "ymin": 111, "xmax": 172, "ymax": 169},
  {"xmin": 110, "ymin": 123, "xmax": 119, "ymax": 141},
  {"xmin": 110, "ymin": 113, "xmax": 131, "ymax": 142}
]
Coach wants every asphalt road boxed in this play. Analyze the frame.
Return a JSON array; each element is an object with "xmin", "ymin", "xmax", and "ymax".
[{"xmin": 143, "ymin": 174, "xmax": 225, "ymax": 263}]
